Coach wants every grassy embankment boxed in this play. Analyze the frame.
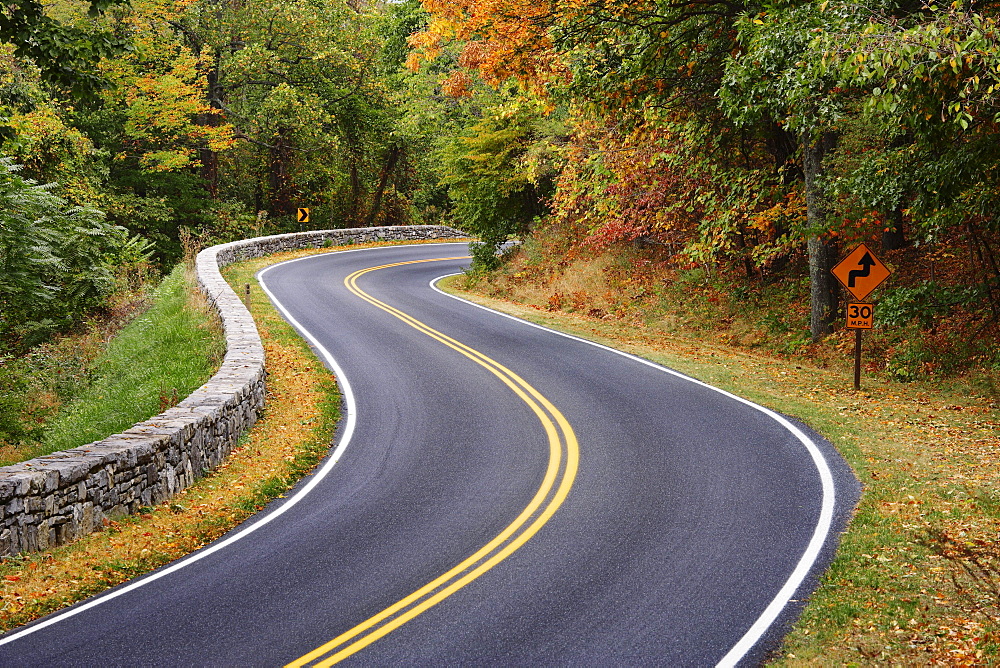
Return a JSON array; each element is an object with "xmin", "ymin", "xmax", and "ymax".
[
  {"xmin": 0, "ymin": 247, "xmax": 341, "ymax": 631},
  {"xmin": 0, "ymin": 263, "xmax": 224, "ymax": 467},
  {"xmin": 15, "ymin": 265, "xmax": 225, "ymax": 464},
  {"xmin": 450, "ymin": 237, "xmax": 999, "ymax": 664}
]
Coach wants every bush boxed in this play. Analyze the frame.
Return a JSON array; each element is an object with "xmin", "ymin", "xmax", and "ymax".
[
  {"xmin": 0, "ymin": 159, "xmax": 148, "ymax": 350},
  {"xmin": 878, "ymin": 280, "xmax": 985, "ymax": 329},
  {"xmin": 469, "ymin": 240, "xmax": 503, "ymax": 272},
  {"xmin": 0, "ymin": 360, "xmax": 32, "ymax": 445}
]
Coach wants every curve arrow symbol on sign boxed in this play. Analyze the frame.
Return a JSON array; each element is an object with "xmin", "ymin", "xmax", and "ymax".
[{"xmin": 847, "ymin": 252, "xmax": 875, "ymax": 288}]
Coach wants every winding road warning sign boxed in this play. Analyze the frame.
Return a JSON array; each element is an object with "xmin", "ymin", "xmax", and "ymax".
[
  {"xmin": 833, "ymin": 243, "xmax": 891, "ymax": 389},
  {"xmin": 832, "ymin": 243, "xmax": 891, "ymax": 301}
]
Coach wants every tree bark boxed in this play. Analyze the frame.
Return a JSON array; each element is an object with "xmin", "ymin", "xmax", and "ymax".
[
  {"xmin": 881, "ymin": 133, "xmax": 911, "ymax": 251},
  {"xmin": 803, "ymin": 132, "xmax": 839, "ymax": 342},
  {"xmin": 882, "ymin": 207, "xmax": 905, "ymax": 250},
  {"xmin": 761, "ymin": 121, "xmax": 801, "ymax": 275},
  {"xmin": 198, "ymin": 56, "xmax": 222, "ymax": 198},
  {"xmin": 346, "ymin": 149, "xmax": 362, "ymax": 227},
  {"xmin": 268, "ymin": 128, "xmax": 294, "ymax": 218},
  {"xmin": 178, "ymin": 26, "xmax": 222, "ymax": 199},
  {"xmin": 766, "ymin": 121, "xmax": 801, "ymax": 184}
]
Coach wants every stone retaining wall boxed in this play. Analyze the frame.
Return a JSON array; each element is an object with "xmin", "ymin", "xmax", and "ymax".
[{"xmin": 0, "ymin": 225, "xmax": 466, "ymax": 555}]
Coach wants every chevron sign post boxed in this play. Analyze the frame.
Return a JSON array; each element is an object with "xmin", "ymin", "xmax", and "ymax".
[{"xmin": 832, "ymin": 243, "xmax": 891, "ymax": 390}]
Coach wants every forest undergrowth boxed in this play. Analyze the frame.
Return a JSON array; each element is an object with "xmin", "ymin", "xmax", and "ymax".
[
  {"xmin": 478, "ymin": 220, "xmax": 1000, "ymax": 387},
  {"xmin": 457, "ymin": 224, "xmax": 1000, "ymax": 664}
]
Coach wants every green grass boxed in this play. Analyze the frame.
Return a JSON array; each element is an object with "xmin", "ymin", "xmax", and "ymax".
[{"xmin": 8, "ymin": 264, "xmax": 225, "ymax": 463}]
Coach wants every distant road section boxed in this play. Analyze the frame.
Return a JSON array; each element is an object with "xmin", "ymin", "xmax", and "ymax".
[{"xmin": 0, "ymin": 242, "xmax": 859, "ymax": 666}]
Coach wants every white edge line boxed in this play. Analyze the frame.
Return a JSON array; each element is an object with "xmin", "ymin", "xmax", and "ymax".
[
  {"xmin": 2, "ymin": 243, "xmax": 831, "ymax": 664},
  {"xmin": 0, "ymin": 242, "xmax": 466, "ymax": 646},
  {"xmin": 430, "ymin": 272, "xmax": 837, "ymax": 668}
]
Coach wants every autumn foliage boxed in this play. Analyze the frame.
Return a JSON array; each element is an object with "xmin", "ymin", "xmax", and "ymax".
[{"xmin": 407, "ymin": 0, "xmax": 1000, "ymax": 354}]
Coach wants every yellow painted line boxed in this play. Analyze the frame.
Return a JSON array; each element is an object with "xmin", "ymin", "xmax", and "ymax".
[{"xmin": 287, "ymin": 257, "xmax": 579, "ymax": 667}]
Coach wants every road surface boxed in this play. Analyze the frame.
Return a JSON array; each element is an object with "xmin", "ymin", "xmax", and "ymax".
[{"xmin": 0, "ymin": 242, "xmax": 859, "ymax": 666}]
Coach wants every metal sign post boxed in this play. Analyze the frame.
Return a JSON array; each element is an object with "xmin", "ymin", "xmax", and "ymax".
[
  {"xmin": 853, "ymin": 328, "xmax": 862, "ymax": 390},
  {"xmin": 844, "ymin": 301, "xmax": 874, "ymax": 390}
]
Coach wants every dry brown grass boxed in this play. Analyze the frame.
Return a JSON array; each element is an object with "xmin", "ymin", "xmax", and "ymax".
[{"xmin": 508, "ymin": 255, "xmax": 618, "ymax": 316}]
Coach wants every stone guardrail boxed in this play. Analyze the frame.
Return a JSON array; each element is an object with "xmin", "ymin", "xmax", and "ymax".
[{"xmin": 0, "ymin": 225, "xmax": 467, "ymax": 555}]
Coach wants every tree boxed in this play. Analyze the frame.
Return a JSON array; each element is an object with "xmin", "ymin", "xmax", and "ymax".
[
  {"xmin": 174, "ymin": 0, "xmax": 392, "ymax": 225},
  {"xmin": 0, "ymin": 0, "xmax": 130, "ymax": 99},
  {"xmin": 718, "ymin": 0, "xmax": 870, "ymax": 339},
  {"xmin": 49, "ymin": 0, "xmax": 238, "ymax": 262},
  {"xmin": 819, "ymin": 0, "xmax": 1000, "ymax": 326},
  {"xmin": 441, "ymin": 94, "xmax": 562, "ymax": 268},
  {"xmin": 0, "ymin": 44, "xmax": 103, "ymax": 204}
]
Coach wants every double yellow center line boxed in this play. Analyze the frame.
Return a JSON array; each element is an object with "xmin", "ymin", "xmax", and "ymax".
[{"xmin": 286, "ymin": 257, "xmax": 579, "ymax": 667}]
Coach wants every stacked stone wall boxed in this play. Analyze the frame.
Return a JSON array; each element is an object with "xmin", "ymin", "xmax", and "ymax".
[{"xmin": 0, "ymin": 226, "xmax": 466, "ymax": 555}]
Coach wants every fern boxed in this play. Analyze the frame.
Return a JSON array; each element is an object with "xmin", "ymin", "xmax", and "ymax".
[{"xmin": 0, "ymin": 157, "xmax": 140, "ymax": 349}]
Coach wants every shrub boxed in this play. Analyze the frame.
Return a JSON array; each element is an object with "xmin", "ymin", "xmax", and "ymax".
[
  {"xmin": 878, "ymin": 280, "xmax": 985, "ymax": 329},
  {"xmin": 0, "ymin": 159, "xmax": 149, "ymax": 350}
]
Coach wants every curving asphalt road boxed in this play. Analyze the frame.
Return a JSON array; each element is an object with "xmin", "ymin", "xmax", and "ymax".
[{"xmin": 0, "ymin": 242, "xmax": 859, "ymax": 666}]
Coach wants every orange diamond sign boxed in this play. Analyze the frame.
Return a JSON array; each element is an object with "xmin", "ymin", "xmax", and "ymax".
[{"xmin": 832, "ymin": 243, "xmax": 891, "ymax": 301}]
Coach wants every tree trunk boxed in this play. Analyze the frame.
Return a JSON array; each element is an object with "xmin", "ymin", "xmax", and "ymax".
[
  {"xmin": 881, "ymin": 133, "xmax": 912, "ymax": 251},
  {"xmin": 268, "ymin": 128, "xmax": 294, "ymax": 218},
  {"xmin": 347, "ymin": 149, "xmax": 362, "ymax": 227},
  {"xmin": 766, "ymin": 121, "xmax": 801, "ymax": 184},
  {"xmin": 882, "ymin": 207, "xmax": 905, "ymax": 250},
  {"xmin": 198, "ymin": 58, "xmax": 222, "ymax": 198},
  {"xmin": 762, "ymin": 121, "xmax": 800, "ymax": 275},
  {"xmin": 807, "ymin": 236, "xmax": 838, "ymax": 341},
  {"xmin": 803, "ymin": 132, "xmax": 839, "ymax": 342},
  {"xmin": 364, "ymin": 145, "xmax": 402, "ymax": 227},
  {"xmin": 182, "ymin": 33, "xmax": 222, "ymax": 199}
]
